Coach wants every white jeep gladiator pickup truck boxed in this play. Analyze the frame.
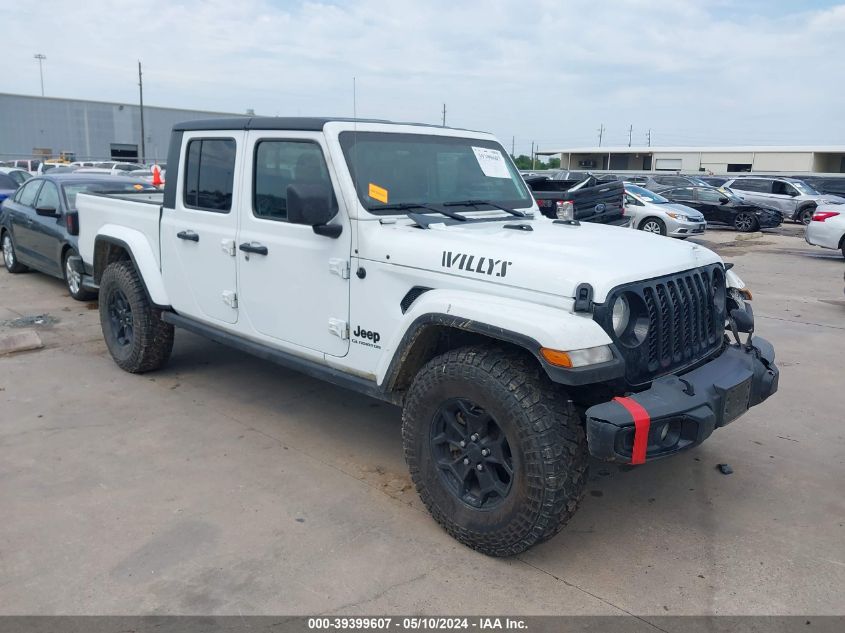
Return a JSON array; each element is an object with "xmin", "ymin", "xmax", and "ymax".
[{"xmin": 76, "ymin": 117, "xmax": 778, "ymax": 556}]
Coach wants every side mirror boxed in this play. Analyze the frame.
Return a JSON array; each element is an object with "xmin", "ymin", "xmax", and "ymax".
[
  {"xmin": 35, "ymin": 206, "xmax": 60, "ymax": 218},
  {"xmin": 286, "ymin": 183, "xmax": 341, "ymax": 238},
  {"xmin": 719, "ymin": 196, "xmax": 730, "ymax": 204}
]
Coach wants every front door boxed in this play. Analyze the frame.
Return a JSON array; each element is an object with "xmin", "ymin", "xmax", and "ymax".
[
  {"xmin": 30, "ymin": 180, "xmax": 64, "ymax": 275},
  {"xmin": 160, "ymin": 133, "xmax": 243, "ymax": 325},
  {"xmin": 7, "ymin": 179, "xmax": 44, "ymax": 266},
  {"xmin": 237, "ymin": 132, "xmax": 351, "ymax": 357}
]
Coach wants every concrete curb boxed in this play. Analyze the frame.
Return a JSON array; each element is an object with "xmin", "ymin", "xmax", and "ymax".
[{"xmin": 0, "ymin": 330, "xmax": 44, "ymax": 356}]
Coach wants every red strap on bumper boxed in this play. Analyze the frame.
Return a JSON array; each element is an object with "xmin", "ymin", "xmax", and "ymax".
[{"xmin": 613, "ymin": 397, "xmax": 651, "ymax": 465}]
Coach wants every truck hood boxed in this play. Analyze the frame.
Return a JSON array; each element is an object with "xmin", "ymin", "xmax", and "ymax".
[{"xmin": 364, "ymin": 217, "xmax": 721, "ymax": 302}]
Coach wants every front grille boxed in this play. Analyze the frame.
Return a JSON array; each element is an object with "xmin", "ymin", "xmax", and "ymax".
[{"xmin": 595, "ymin": 265, "xmax": 725, "ymax": 385}]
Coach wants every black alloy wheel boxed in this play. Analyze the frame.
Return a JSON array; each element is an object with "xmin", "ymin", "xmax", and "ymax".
[
  {"xmin": 107, "ymin": 287, "xmax": 134, "ymax": 347},
  {"xmin": 430, "ymin": 398, "xmax": 513, "ymax": 509}
]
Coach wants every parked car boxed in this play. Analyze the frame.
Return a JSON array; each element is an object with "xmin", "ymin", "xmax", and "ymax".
[
  {"xmin": 75, "ymin": 162, "xmax": 146, "ymax": 176},
  {"xmin": 660, "ymin": 186, "xmax": 783, "ymax": 232},
  {"xmin": 7, "ymin": 159, "xmax": 43, "ymax": 175},
  {"xmin": 722, "ymin": 176, "xmax": 844, "ymax": 225},
  {"xmin": 0, "ymin": 174, "xmax": 19, "ymax": 202},
  {"xmin": 700, "ymin": 176, "xmax": 730, "ymax": 188},
  {"xmin": 524, "ymin": 172, "xmax": 626, "ymax": 225},
  {"xmin": 74, "ymin": 116, "xmax": 778, "ymax": 557},
  {"xmin": 0, "ymin": 167, "xmax": 34, "ymax": 186},
  {"xmin": 623, "ymin": 183, "xmax": 706, "ymax": 238},
  {"xmin": 805, "ymin": 208, "xmax": 845, "ymax": 259},
  {"xmin": 0, "ymin": 174, "xmax": 157, "ymax": 300},
  {"xmin": 637, "ymin": 174, "xmax": 713, "ymax": 192}
]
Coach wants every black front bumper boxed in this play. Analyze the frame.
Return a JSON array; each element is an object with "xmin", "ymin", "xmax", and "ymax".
[{"xmin": 585, "ymin": 337, "xmax": 778, "ymax": 464}]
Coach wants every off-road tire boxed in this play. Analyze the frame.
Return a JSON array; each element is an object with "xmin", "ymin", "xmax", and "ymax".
[
  {"xmin": 402, "ymin": 345, "xmax": 588, "ymax": 557},
  {"xmin": 639, "ymin": 217, "xmax": 666, "ymax": 236},
  {"xmin": 2, "ymin": 231, "xmax": 28, "ymax": 273},
  {"xmin": 734, "ymin": 212, "xmax": 758, "ymax": 232},
  {"xmin": 99, "ymin": 260, "xmax": 174, "ymax": 373},
  {"xmin": 63, "ymin": 249, "xmax": 97, "ymax": 301}
]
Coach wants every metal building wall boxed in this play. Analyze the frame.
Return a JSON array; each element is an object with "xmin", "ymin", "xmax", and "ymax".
[{"xmin": 0, "ymin": 93, "xmax": 243, "ymax": 163}]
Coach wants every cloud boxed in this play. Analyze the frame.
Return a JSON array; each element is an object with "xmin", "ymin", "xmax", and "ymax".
[{"xmin": 2, "ymin": 0, "xmax": 844, "ymax": 153}]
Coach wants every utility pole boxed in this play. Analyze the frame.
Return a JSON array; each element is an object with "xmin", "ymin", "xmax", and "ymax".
[
  {"xmin": 34, "ymin": 53, "xmax": 46, "ymax": 96},
  {"xmin": 597, "ymin": 123, "xmax": 605, "ymax": 147},
  {"xmin": 511, "ymin": 136, "xmax": 515, "ymax": 158},
  {"xmin": 531, "ymin": 141, "xmax": 535, "ymax": 170},
  {"xmin": 646, "ymin": 129, "xmax": 652, "ymax": 147},
  {"xmin": 628, "ymin": 125, "xmax": 633, "ymax": 147},
  {"xmin": 138, "ymin": 61, "xmax": 146, "ymax": 164},
  {"xmin": 441, "ymin": 103, "xmax": 446, "ymax": 127}
]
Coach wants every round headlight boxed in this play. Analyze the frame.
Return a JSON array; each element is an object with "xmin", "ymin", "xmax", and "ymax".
[{"xmin": 611, "ymin": 295, "xmax": 630, "ymax": 337}]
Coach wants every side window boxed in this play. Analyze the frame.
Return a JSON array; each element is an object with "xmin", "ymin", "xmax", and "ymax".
[
  {"xmin": 17, "ymin": 180, "xmax": 42, "ymax": 206},
  {"xmin": 696, "ymin": 188, "xmax": 723, "ymax": 203},
  {"xmin": 34, "ymin": 181, "xmax": 60, "ymax": 210},
  {"xmin": 773, "ymin": 181, "xmax": 799, "ymax": 196},
  {"xmin": 731, "ymin": 179, "xmax": 770, "ymax": 193},
  {"xmin": 665, "ymin": 187, "xmax": 693, "ymax": 200},
  {"xmin": 253, "ymin": 140, "xmax": 333, "ymax": 221},
  {"xmin": 183, "ymin": 138, "xmax": 236, "ymax": 212},
  {"xmin": 624, "ymin": 194, "xmax": 641, "ymax": 206}
]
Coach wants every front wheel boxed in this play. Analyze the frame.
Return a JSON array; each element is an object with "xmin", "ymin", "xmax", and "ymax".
[
  {"xmin": 734, "ymin": 212, "xmax": 759, "ymax": 232},
  {"xmin": 99, "ymin": 260, "xmax": 174, "ymax": 373},
  {"xmin": 63, "ymin": 249, "xmax": 97, "ymax": 301},
  {"xmin": 402, "ymin": 346, "xmax": 588, "ymax": 556},
  {"xmin": 2, "ymin": 232, "xmax": 28, "ymax": 273},
  {"xmin": 639, "ymin": 217, "xmax": 666, "ymax": 236}
]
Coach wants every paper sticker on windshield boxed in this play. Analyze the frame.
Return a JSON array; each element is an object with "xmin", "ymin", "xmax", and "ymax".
[
  {"xmin": 368, "ymin": 183, "xmax": 388, "ymax": 204},
  {"xmin": 133, "ymin": 184, "xmax": 144, "ymax": 190},
  {"xmin": 471, "ymin": 147, "xmax": 510, "ymax": 179}
]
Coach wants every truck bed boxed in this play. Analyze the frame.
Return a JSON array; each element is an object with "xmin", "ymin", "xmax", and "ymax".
[
  {"xmin": 76, "ymin": 191, "xmax": 164, "ymax": 270},
  {"xmin": 525, "ymin": 176, "xmax": 625, "ymax": 225}
]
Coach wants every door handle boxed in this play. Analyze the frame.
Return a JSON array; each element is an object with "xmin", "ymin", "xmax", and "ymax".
[
  {"xmin": 177, "ymin": 230, "xmax": 199, "ymax": 242},
  {"xmin": 239, "ymin": 242, "xmax": 268, "ymax": 256}
]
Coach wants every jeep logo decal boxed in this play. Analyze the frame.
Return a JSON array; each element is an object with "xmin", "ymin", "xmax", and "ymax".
[
  {"xmin": 352, "ymin": 325, "xmax": 381, "ymax": 349},
  {"xmin": 441, "ymin": 251, "xmax": 512, "ymax": 278}
]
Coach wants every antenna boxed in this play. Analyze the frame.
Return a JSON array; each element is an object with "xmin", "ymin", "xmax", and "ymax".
[{"xmin": 138, "ymin": 61, "xmax": 146, "ymax": 164}]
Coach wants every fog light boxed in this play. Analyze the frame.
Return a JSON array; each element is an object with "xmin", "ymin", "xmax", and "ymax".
[{"xmin": 659, "ymin": 423, "xmax": 669, "ymax": 442}]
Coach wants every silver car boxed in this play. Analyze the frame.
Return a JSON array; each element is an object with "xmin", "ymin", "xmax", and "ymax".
[
  {"xmin": 723, "ymin": 176, "xmax": 845, "ymax": 225},
  {"xmin": 623, "ymin": 184, "xmax": 706, "ymax": 238}
]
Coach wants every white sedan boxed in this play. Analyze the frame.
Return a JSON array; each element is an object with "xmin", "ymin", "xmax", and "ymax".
[{"xmin": 805, "ymin": 207, "xmax": 845, "ymax": 258}]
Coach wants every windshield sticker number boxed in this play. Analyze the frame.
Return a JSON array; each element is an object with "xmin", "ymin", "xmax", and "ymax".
[
  {"xmin": 471, "ymin": 147, "xmax": 511, "ymax": 179},
  {"xmin": 368, "ymin": 183, "xmax": 389, "ymax": 204}
]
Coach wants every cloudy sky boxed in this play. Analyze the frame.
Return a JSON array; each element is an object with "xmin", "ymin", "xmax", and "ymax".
[{"xmin": 3, "ymin": 0, "xmax": 845, "ymax": 154}]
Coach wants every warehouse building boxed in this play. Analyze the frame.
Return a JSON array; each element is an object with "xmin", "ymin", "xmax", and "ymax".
[
  {"xmin": 537, "ymin": 146, "xmax": 845, "ymax": 174},
  {"xmin": 0, "ymin": 93, "xmax": 247, "ymax": 164}
]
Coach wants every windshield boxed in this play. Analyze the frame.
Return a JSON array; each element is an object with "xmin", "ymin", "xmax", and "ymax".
[
  {"xmin": 625, "ymin": 184, "xmax": 668, "ymax": 203},
  {"xmin": 791, "ymin": 181, "xmax": 819, "ymax": 196},
  {"xmin": 339, "ymin": 132, "xmax": 532, "ymax": 214},
  {"xmin": 62, "ymin": 181, "xmax": 157, "ymax": 209}
]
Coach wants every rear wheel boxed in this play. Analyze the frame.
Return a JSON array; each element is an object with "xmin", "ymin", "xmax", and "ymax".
[
  {"xmin": 734, "ymin": 212, "xmax": 758, "ymax": 232},
  {"xmin": 798, "ymin": 207, "xmax": 815, "ymax": 225},
  {"xmin": 2, "ymin": 232, "xmax": 28, "ymax": 273},
  {"xmin": 402, "ymin": 345, "xmax": 588, "ymax": 556},
  {"xmin": 99, "ymin": 260, "xmax": 174, "ymax": 373},
  {"xmin": 63, "ymin": 249, "xmax": 96, "ymax": 301},
  {"xmin": 640, "ymin": 217, "xmax": 666, "ymax": 236}
]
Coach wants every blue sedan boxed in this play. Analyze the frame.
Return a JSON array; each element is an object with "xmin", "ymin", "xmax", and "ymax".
[{"xmin": 1, "ymin": 173, "xmax": 157, "ymax": 300}]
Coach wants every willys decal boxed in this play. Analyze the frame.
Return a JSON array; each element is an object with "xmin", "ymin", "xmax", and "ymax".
[{"xmin": 441, "ymin": 251, "xmax": 512, "ymax": 278}]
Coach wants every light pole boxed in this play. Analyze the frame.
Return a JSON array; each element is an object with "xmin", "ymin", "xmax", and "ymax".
[{"xmin": 34, "ymin": 53, "xmax": 46, "ymax": 96}]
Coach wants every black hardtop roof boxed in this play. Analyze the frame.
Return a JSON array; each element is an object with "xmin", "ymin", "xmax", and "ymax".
[{"xmin": 172, "ymin": 116, "xmax": 481, "ymax": 133}]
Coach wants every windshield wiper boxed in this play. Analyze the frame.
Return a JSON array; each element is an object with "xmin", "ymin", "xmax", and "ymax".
[
  {"xmin": 371, "ymin": 202, "xmax": 467, "ymax": 222},
  {"xmin": 443, "ymin": 199, "xmax": 529, "ymax": 218}
]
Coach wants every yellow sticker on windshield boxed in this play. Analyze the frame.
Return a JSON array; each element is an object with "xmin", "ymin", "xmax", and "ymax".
[
  {"xmin": 133, "ymin": 184, "xmax": 144, "ymax": 190},
  {"xmin": 368, "ymin": 183, "xmax": 388, "ymax": 204}
]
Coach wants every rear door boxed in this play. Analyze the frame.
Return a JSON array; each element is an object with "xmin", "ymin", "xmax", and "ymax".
[
  {"xmin": 6, "ymin": 179, "xmax": 43, "ymax": 265},
  {"xmin": 236, "ymin": 132, "xmax": 351, "ymax": 357},
  {"xmin": 160, "ymin": 133, "xmax": 243, "ymax": 325}
]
